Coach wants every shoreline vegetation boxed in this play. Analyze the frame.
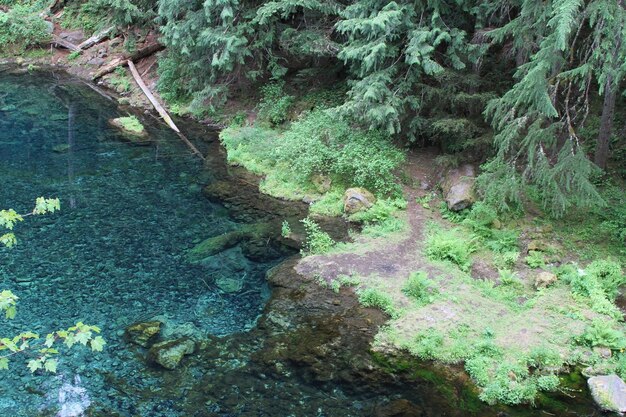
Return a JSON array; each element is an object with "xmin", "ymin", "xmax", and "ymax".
[{"xmin": 1, "ymin": 0, "xmax": 625, "ymax": 411}]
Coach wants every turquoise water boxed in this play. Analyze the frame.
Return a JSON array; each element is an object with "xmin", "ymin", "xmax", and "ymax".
[
  {"xmin": 0, "ymin": 70, "xmax": 281, "ymax": 416},
  {"xmin": 0, "ymin": 69, "xmax": 601, "ymax": 417}
]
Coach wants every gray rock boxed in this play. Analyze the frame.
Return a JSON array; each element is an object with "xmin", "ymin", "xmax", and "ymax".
[
  {"xmin": 86, "ymin": 57, "xmax": 106, "ymax": 67},
  {"xmin": 147, "ymin": 338, "xmax": 195, "ymax": 370},
  {"xmin": 588, "ymin": 375, "xmax": 626, "ymax": 413},
  {"xmin": 343, "ymin": 187, "xmax": 376, "ymax": 215},
  {"xmin": 442, "ymin": 164, "xmax": 476, "ymax": 211},
  {"xmin": 60, "ymin": 30, "xmax": 85, "ymax": 44}
]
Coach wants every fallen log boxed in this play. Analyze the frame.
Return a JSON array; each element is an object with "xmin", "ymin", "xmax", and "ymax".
[
  {"xmin": 92, "ymin": 43, "xmax": 164, "ymax": 80},
  {"xmin": 127, "ymin": 60, "xmax": 206, "ymax": 160},
  {"xmin": 78, "ymin": 26, "xmax": 115, "ymax": 50},
  {"xmin": 51, "ymin": 34, "xmax": 80, "ymax": 52}
]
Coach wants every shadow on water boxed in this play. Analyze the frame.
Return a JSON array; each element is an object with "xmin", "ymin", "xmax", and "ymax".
[{"xmin": 0, "ymin": 67, "xmax": 601, "ymax": 416}]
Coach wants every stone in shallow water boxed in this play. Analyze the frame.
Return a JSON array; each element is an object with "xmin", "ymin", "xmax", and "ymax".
[
  {"xmin": 147, "ymin": 338, "xmax": 195, "ymax": 370},
  {"xmin": 588, "ymin": 374, "xmax": 626, "ymax": 413},
  {"xmin": 125, "ymin": 321, "xmax": 162, "ymax": 347}
]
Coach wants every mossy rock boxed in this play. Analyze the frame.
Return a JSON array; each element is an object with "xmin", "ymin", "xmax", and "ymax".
[
  {"xmin": 125, "ymin": 321, "xmax": 162, "ymax": 347},
  {"xmin": 52, "ymin": 143, "xmax": 70, "ymax": 153},
  {"xmin": 109, "ymin": 116, "xmax": 150, "ymax": 145},
  {"xmin": 147, "ymin": 337, "xmax": 195, "ymax": 370},
  {"xmin": 187, "ymin": 231, "xmax": 247, "ymax": 262}
]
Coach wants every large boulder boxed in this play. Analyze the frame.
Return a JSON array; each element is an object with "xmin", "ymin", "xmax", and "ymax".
[
  {"xmin": 588, "ymin": 375, "xmax": 626, "ymax": 413},
  {"xmin": 147, "ymin": 338, "xmax": 196, "ymax": 370},
  {"xmin": 343, "ymin": 188, "xmax": 376, "ymax": 215},
  {"xmin": 442, "ymin": 165, "xmax": 476, "ymax": 211},
  {"xmin": 125, "ymin": 321, "xmax": 161, "ymax": 347}
]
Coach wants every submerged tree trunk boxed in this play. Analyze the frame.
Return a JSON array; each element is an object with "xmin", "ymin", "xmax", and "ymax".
[{"xmin": 594, "ymin": 75, "xmax": 616, "ymax": 170}]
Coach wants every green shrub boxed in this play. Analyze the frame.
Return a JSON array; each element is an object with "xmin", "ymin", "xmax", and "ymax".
[
  {"xmin": 273, "ymin": 111, "xmax": 405, "ymax": 194},
  {"xmin": 580, "ymin": 320, "xmax": 626, "ymax": 350},
  {"xmin": 358, "ymin": 288, "xmax": 399, "ymax": 318},
  {"xmin": 301, "ymin": 217, "xmax": 335, "ymax": 255},
  {"xmin": 407, "ymin": 328, "xmax": 444, "ymax": 360},
  {"xmin": 425, "ymin": 226, "xmax": 476, "ymax": 271},
  {"xmin": 0, "ymin": 5, "xmax": 51, "ymax": 53},
  {"xmin": 402, "ymin": 271, "xmax": 438, "ymax": 305},
  {"xmin": 525, "ymin": 251, "xmax": 545, "ymax": 269},
  {"xmin": 258, "ymin": 81, "xmax": 294, "ymax": 125},
  {"xmin": 586, "ymin": 259, "xmax": 625, "ymax": 299}
]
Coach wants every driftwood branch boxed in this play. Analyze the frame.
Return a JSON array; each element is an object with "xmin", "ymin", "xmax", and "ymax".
[
  {"xmin": 51, "ymin": 35, "xmax": 80, "ymax": 52},
  {"xmin": 78, "ymin": 26, "xmax": 115, "ymax": 50},
  {"xmin": 92, "ymin": 43, "xmax": 164, "ymax": 80},
  {"xmin": 127, "ymin": 60, "xmax": 206, "ymax": 160}
]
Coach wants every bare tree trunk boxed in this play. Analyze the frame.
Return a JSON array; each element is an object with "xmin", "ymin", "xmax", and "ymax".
[{"xmin": 594, "ymin": 74, "xmax": 616, "ymax": 170}]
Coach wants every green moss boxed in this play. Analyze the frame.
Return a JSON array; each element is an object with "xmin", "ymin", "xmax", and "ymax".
[{"xmin": 114, "ymin": 116, "xmax": 145, "ymax": 134}]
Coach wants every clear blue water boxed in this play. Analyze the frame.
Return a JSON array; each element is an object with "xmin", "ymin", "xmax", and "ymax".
[{"xmin": 0, "ymin": 70, "xmax": 277, "ymax": 416}]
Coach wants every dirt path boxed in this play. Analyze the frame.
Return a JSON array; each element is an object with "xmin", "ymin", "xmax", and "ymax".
[{"xmin": 296, "ymin": 148, "xmax": 444, "ymax": 287}]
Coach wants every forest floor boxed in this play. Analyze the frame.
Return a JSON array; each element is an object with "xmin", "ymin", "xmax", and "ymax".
[{"xmin": 295, "ymin": 148, "xmax": 622, "ymax": 404}]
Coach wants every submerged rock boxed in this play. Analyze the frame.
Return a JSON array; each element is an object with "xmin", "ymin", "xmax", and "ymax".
[
  {"xmin": 125, "ymin": 321, "xmax": 162, "ymax": 347},
  {"xmin": 343, "ymin": 187, "xmax": 376, "ymax": 214},
  {"xmin": 147, "ymin": 338, "xmax": 196, "ymax": 370},
  {"xmin": 588, "ymin": 375, "xmax": 626, "ymax": 413},
  {"xmin": 187, "ymin": 231, "xmax": 246, "ymax": 262},
  {"xmin": 215, "ymin": 274, "xmax": 245, "ymax": 293},
  {"xmin": 442, "ymin": 164, "xmax": 476, "ymax": 211},
  {"xmin": 52, "ymin": 144, "xmax": 70, "ymax": 153}
]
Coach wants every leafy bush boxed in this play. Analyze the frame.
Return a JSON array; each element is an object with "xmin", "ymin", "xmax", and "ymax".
[
  {"xmin": 580, "ymin": 320, "xmax": 626, "ymax": 350},
  {"xmin": 358, "ymin": 288, "xmax": 399, "ymax": 318},
  {"xmin": 0, "ymin": 5, "xmax": 50, "ymax": 53},
  {"xmin": 273, "ymin": 111, "xmax": 405, "ymax": 194},
  {"xmin": 258, "ymin": 82, "xmax": 294, "ymax": 125},
  {"xmin": 402, "ymin": 271, "xmax": 438, "ymax": 305},
  {"xmin": 586, "ymin": 259, "xmax": 625, "ymax": 299},
  {"xmin": 301, "ymin": 217, "xmax": 335, "ymax": 255},
  {"xmin": 425, "ymin": 226, "xmax": 476, "ymax": 271}
]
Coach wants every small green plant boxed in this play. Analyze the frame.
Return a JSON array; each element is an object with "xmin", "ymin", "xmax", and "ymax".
[
  {"xmin": 407, "ymin": 328, "xmax": 444, "ymax": 360},
  {"xmin": 301, "ymin": 217, "xmax": 335, "ymax": 255},
  {"xmin": 497, "ymin": 269, "xmax": 522, "ymax": 288},
  {"xmin": 425, "ymin": 225, "xmax": 476, "ymax": 271},
  {"xmin": 585, "ymin": 259, "xmax": 625, "ymax": 299},
  {"xmin": 280, "ymin": 220, "xmax": 291, "ymax": 238},
  {"xmin": 525, "ymin": 251, "xmax": 545, "ymax": 269},
  {"xmin": 110, "ymin": 67, "xmax": 133, "ymax": 93},
  {"xmin": 358, "ymin": 288, "xmax": 399, "ymax": 318},
  {"xmin": 579, "ymin": 320, "xmax": 626, "ymax": 350},
  {"xmin": 402, "ymin": 271, "xmax": 438, "ymax": 305},
  {"xmin": 67, "ymin": 51, "xmax": 81, "ymax": 61},
  {"xmin": 337, "ymin": 274, "xmax": 361, "ymax": 286},
  {"xmin": 416, "ymin": 194, "xmax": 433, "ymax": 209}
]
